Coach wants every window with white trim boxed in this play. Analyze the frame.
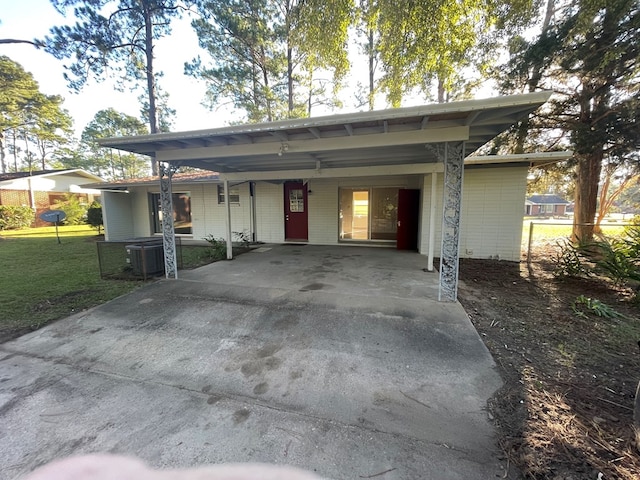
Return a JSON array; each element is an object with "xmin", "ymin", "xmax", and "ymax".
[
  {"xmin": 217, "ymin": 184, "xmax": 240, "ymax": 204},
  {"xmin": 150, "ymin": 192, "xmax": 192, "ymax": 234}
]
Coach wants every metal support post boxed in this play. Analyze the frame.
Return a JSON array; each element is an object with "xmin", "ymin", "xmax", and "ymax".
[
  {"xmin": 438, "ymin": 142, "xmax": 465, "ymax": 301},
  {"xmin": 159, "ymin": 163, "xmax": 178, "ymax": 279}
]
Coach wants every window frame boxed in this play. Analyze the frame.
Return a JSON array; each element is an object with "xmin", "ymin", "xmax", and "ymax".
[
  {"xmin": 217, "ymin": 184, "xmax": 240, "ymax": 205},
  {"xmin": 150, "ymin": 191, "xmax": 193, "ymax": 235}
]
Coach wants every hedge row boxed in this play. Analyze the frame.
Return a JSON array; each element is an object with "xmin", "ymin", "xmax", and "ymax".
[{"xmin": 0, "ymin": 205, "xmax": 34, "ymax": 230}]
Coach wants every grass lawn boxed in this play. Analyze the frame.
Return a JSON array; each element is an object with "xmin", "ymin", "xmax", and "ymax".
[
  {"xmin": 522, "ymin": 220, "xmax": 628, "ymax": 245},
  {"xmin": 0, "ymin": 225, "xmax": 141, "ymax": 341}
]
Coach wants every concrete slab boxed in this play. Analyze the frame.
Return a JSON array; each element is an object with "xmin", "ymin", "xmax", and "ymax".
[{"xmin": 0, "ymin": 245, "xmax": 506, "ymax": 480}]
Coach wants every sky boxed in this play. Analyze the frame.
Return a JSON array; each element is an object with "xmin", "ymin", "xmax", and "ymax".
[{"xmin": 0, "ymin": 0, "xmax": 235, "ymax": 136}]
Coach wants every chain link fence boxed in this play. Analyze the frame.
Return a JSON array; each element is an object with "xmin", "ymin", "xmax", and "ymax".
[
  {"xmin": 523, "ymin": 221, "xmax": 639, "ymax": 265},
  {"xmin": 96, "ymin": 237, "xmax": 214, "ymax": 280}
]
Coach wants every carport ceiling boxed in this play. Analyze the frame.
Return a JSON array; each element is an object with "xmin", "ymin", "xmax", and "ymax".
[{"xmin": 100, "ymin": 92, "xmax": 552, "ymax": 174}]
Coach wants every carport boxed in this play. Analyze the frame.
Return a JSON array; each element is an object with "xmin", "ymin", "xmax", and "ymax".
[{"xmin": 101, "ymin": 92, "xmax": 553, "ymax": 301}]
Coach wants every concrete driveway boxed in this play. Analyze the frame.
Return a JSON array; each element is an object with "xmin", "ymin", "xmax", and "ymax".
[{"xmin": 0, "ymin": 245, "xmax": 506, "ymax": 480}]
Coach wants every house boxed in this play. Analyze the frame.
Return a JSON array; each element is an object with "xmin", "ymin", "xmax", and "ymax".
[
  {"xmin": 0, "ymin": 169, "xmax": 104, "ymax": 226},
  {"xmin": 525, "ymin": 194, "xmax": 571, "ymax": 217},
  {"xmin": 97, "ymin": 92, "xmax": 571, "ymax": 301}
]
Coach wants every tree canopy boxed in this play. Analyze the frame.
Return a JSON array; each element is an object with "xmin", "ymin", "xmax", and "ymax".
[
  {"xmin": 43, "ymin": 0, "xmax": 190, "ymax": 174},
  {"xmin": 79, "ymin": 108, "xmax": 150, "ymax": 180},
  {"xmin": 187, "ymin": 0, "xmax": 353, "ymax": 122},
  {"xmin": 0, "ymin": 56, "xmax": 73, "ymax": 173},
  {"xmin": 502, "ymin": 0, "xmax": 640, "ymax": 240}
]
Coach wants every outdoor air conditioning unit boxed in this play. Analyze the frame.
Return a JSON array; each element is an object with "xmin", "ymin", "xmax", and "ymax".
[{"xmin": 125, "ymin": 243, "xmax": 165, "ymax": 276}]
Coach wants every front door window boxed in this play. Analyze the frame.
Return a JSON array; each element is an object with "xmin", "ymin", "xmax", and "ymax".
[{"xmin": 289, "ymin": 189, "xmax": 305, "ymax": 212}]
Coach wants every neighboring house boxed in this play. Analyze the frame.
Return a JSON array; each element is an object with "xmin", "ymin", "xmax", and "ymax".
[
  {"xmin": 0, "ymin": 169, "xmax": 104, "ymax": 226},
  {"xmin": 96, "ymin": 92, "xmax": 570, "ymax": 300},
  {"xmin": 525, "ymin": 194, "xmax": 571, "ymax": 217}
]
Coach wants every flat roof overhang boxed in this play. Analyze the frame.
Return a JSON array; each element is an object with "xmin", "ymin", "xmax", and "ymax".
[{"xmin": 100, "ymin": 92, "xmax": 558, "ymax": 174}]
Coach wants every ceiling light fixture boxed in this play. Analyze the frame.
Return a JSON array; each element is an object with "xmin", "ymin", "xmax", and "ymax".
[{"xmin": 278, "ymin": 143, "xmax": 289, "ymax": 156}]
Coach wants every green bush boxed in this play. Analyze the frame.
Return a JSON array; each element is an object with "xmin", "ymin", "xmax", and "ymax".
[
  {"xmin": 53, "ymin": 193, "xmax": 88, "ymax": 225},
  {"xmin": 555, "ymin": 228, "xmax": 640, "ymax": 297},
  {"xmin": 572, "ymin": 295, "xmax": 623, "ymax": 319},
  {"xmin": 0, "ymin": 205, "xmax": 34, "ymax": 230},
  {"xmin": 553, "ymin": 239, "xmax": 591, "ymax": 278},
  {"xmin": 86, "ymin": 201, "xmax": 103, "ymax": 234},
  {"xmin": 203, "ymin": 235, "xmax": 227, "ymax": 259}
]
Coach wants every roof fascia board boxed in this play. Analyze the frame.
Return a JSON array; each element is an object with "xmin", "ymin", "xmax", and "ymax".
[
  {"xmin": 466, "ymin": 151, "xmax": 572, "ymax": 165},
  {"xmin": 101, "ymin": 92, "xmax": 551, "ymax": 148},
  {"xmin": 41, "ymin": 169, "xmax": 104, "ymax": 182},
  {"xmin": 157, "ymin": 126, "xmax": 469, "ymax": 163}
]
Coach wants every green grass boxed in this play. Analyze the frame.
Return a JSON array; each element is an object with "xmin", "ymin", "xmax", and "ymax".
[
  {"xmin": 0, "ymin": 225, "xmax": 141, "ymax": 337},
  {"xmin": 522, "ymin": 221, "xmax": 628, "ymax": 244}
]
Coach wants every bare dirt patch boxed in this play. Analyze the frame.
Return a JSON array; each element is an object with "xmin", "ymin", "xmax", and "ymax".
[{"xmin": 458, "ymin": 244, "xmax": 640, "ymax": 479}]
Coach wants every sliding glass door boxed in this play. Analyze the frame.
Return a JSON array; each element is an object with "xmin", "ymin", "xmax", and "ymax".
[{"xmin": 339, "ymin": 187, "xmax": 398, "ymax": 242}]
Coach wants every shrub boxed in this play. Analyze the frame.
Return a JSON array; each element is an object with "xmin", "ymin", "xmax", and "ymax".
[
  {"xmin": 556, "ymin": 228, "xmax": 640, "ymax": 298},
  {"xmin": 0, "ymin": 205, "xmax": 34, "ymax": 230},
  {"xmin": 233, "ymin": 230, "xmax": 252, "ymax": 250},
  {"xmin": 203, "ymin": 235, "xmax": 227, "ymax": 259},
  {"xmin": 572, "ymin": 295, "xmax": 623, "ymax": 319},
  {"xmin": 53, "ymin": 193, "xmax": 88, "ymax": 225},
  {"xmin": 553, "ymin": 239, "xmax": 591, "ymax": 278},
  {"xmin": 86, "ymin": 201, "xmax": 103, "ymax": 234}
]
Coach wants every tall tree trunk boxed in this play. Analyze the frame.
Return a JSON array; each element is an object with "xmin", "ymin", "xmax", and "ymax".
[
  {"xmin": 287, "ymin": 45, "xmax": 294, "ymax": 116},
  {"xmin": 260, "ymin": 47, "xmax": 273, "ymax": 122},
  {"xmin": 572, "ymin": 151, "xmax": 603, "ymax": 242},
  {"xmin": 11, "ymin": 129, "xmax": 18, "ymax": 172},
  {"xmin": 368, "ymin": 27, "xmax": 375, "ymax": 111},
  {"xmin": 437, "ymin": 77, "xmax": 445, "ymax": 103},
  {"xmin": 0, "ymin": 131, "xmax": 6, "ymax": 173},
  {"xmin": 143, "ymin": 1, "xmax": 159, "ymax": 176}
]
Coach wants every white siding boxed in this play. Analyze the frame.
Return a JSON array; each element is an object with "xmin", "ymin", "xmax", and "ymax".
[
  {"xmin": 419, "ymin": 172, "xmax": 440, "ymax": 257},
  {"xmin": 102, "ymin": 167, "xmax": 527, "ymax": 261},
  {"xmin": 308, "ymin": 175, "xmax": 417, "ymax": 245},
  {"xmin": 129, "ymin": 189, "xmax": 152, "ymax": 237},
  {"xmin": 255, "ymin": 182, "xmax": 284, "ymax": 243},
  {"xmin": 307, "ymin": 179, "xmax": 338, "ymax": 244},
  {"xmin": 192, "ymin": 183, "xmax": 252, "ymax": 241},
  {"xmin": 419, "ymin": 166, "xmax": 527, "ymax": 262},
  {"xmin": 459, "ymin": 166, "xmax": 527, "ymax": 261},
  {"xmin": 102, "ymin": 191, "xmax": 134, "ymax": 241}
]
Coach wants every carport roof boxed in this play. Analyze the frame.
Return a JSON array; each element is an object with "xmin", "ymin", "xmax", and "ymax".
[{"xmin": 100, "ymin": 92, "xmax": 553, "ymax": 174}]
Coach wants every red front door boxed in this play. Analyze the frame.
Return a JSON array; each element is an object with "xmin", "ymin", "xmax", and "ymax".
[
  {"xmin": 284, "ymin": 181, "xmax": 308, "ymax": 241},
  {"xmin": 397, "ymin": 189, "xmax": 420, "ymax": 250}
]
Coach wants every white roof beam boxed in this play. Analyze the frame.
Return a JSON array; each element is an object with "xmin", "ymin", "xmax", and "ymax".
[{"xmin": 221, "ymin": 162, "xmax": 444, "ymax": 182}]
